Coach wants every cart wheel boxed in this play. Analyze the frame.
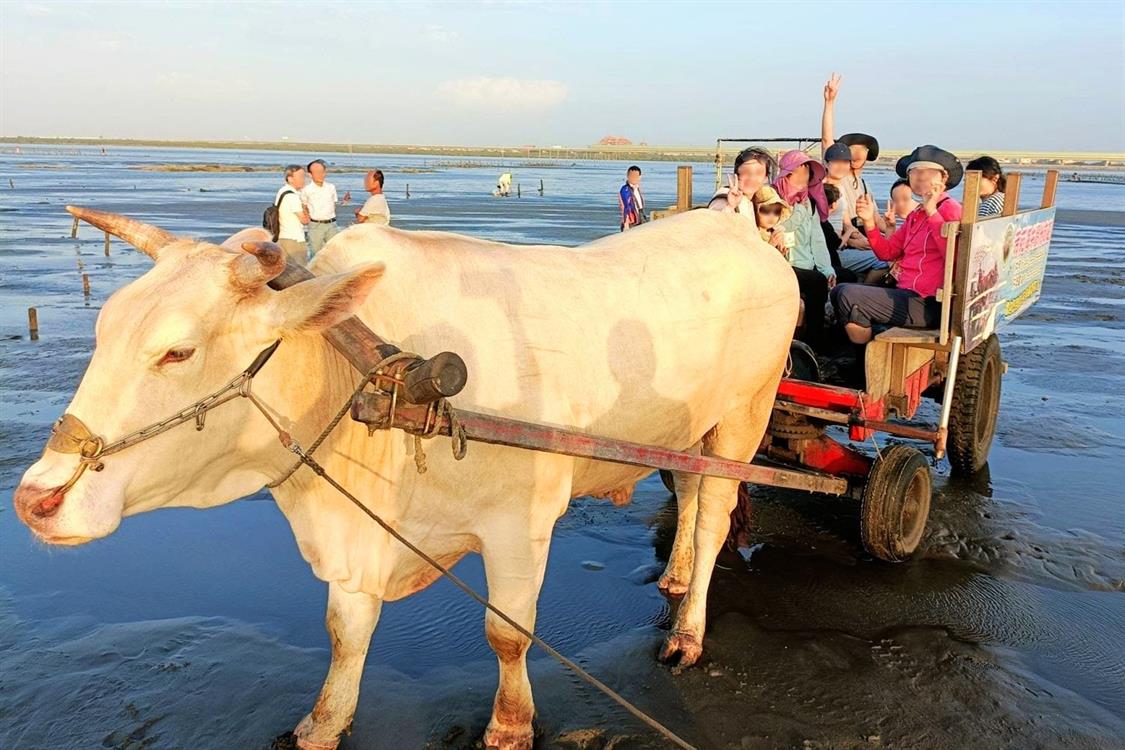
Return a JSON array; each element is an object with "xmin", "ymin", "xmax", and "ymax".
[
  {"xmin": 659, "ymin": 469, "xmax": 676, "ymax": 493},
  {"xmin": 787, "ymin": 340, "xmax": 821, "ymax": 382},
  {"xmin": 860, "ymin": 445, "xmax": 931, "ymax": 562},
  {"xmin": 948, "ymin": 334, "xmax": 1002, "ymax": 475}
]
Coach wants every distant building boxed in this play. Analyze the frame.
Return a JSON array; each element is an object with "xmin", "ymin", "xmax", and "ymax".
[{"xmin": 598, "ymin": 135, "xmax": 633, "ymax": 146}]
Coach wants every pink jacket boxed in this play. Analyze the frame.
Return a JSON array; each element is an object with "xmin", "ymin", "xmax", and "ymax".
[{"xmin": 866, "ymin": 195, "xmax": 962, "ymax": 298}]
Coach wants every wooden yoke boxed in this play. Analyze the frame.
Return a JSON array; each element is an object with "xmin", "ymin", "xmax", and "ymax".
[{"xmin": 269, "ymin": 264, "xmax": 467, "ymax": 404}]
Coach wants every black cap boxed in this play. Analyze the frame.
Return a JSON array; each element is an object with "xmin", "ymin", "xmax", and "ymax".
[{"xmin": 824, "ymin": 142, "xmax": 852, "ymax": 163}]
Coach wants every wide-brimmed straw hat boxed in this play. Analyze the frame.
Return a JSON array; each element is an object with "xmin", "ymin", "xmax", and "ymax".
[
  {"xmin": 752, "ymin": 186, "xmax": 792, "ymax": 223},
  {"xmin": 896, "ymin": 145, "xmax": 964, "ymax": 190},
  {"xmin": 837, "ymin": 133, "xmax": 880, "ymax": 161}
]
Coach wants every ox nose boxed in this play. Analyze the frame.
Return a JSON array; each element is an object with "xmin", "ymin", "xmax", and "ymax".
[{"xmin": 13, "ymin": 482, "xmax": 66, "ymax": 524}]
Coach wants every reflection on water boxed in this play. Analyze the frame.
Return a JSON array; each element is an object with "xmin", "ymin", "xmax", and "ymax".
[{"xmin": 1, "ymin": 145, "xmax": 1123, "ymax": 747}]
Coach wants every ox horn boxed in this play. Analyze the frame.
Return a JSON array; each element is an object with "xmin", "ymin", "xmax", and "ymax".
[
  {"xmin": 65, "ymin": 205, "xmax": 178, "ymax": 260},
  {"xmin": 230, "ymin": 240, "xmax": 287, "ymax": 291}
]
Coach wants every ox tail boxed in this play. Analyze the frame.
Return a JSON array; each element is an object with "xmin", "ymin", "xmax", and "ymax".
[{"xmin": 726, "ymin": 482, "xmax": 754, "ymax": 550}]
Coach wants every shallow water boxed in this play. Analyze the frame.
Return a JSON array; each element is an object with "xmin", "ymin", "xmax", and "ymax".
[{"xmin": 1, "ymin": 145, "xmax": 1123, "ymax": 749}]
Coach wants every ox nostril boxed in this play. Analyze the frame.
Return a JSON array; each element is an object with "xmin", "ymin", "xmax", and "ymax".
[
  {"xmin": 33, "ymin": 490, "xmax": 66, "ymax": 518},
  {"xmin": 14, "ymin": 484, "xmax": 66, "ymax": 522}
]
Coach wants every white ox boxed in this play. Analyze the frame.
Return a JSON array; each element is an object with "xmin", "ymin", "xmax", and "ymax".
[{"xmin": 14, "ymin": 207, "xmax": 797, "ymax": 749}]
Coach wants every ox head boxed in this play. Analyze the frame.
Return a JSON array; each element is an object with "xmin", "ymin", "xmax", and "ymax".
[{"xmin": 14, "ymin": 207, "xmax": 385, "ymax": 545}]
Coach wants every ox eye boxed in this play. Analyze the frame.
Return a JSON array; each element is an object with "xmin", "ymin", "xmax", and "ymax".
[{"xmin": 158, "ymin": 347, "xmax": 196, "ymax": 366}]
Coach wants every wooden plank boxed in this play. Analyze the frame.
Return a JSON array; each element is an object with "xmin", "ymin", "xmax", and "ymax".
[
  {"xmin": 1041, "ymin": 169, "xmax": 1059, "ymax": 208},
  {"xmin": 938, "ymin": 221, "xmax": 959, "ymax": 345},
  {"xmin": 874, "ymin": 327, "xmax": 940, "ymax": 344},
  {"xmin": 951, "ymin": 172, "xmax": 981, "ymax": 344},
  {"xmin": 961, "ymin": 170, "xmax": 982, "ymax": 222},
  {"xmin": 676, "ymin": 165, "xmax": 692, "ymax": 212},
  {"xmin": 1002, "ymin": 172, "xmax": 1022, "ymax": 216}
]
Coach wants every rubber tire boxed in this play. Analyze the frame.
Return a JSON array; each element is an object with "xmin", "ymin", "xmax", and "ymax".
[
  {"xmin": 787, "ymin": 340, "xmax": 821, "ymax": 382},
  {"xmin": 948, "ymin": 334, "xmax": 1002, "ymax": 476},
  {"xmin": 659, "ymin": 469, "xmax": 676, "ymax": 493},
  {"xmin": 860, "ymin": 445, "xmax": 932, "ymax": 562}
]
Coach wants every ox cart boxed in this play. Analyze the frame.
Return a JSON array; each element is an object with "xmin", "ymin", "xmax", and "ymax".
[{"xmin": 253, "ymin": 167, "xmax": 1058, "ymax": 564}]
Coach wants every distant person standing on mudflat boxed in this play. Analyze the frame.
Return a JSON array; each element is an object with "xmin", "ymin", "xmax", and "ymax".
[
  {"xmin": 302, "ymin": 159, "xmax": 339, "ymax": 255},
  {"xmin": 619, "ymin": 165, "xmax": 646, "ymax": 231},
  {"xmin": 276, "ymin": 164, "xmax": 309, "ymax": 265},
  {"xmin": 355, "ymin": 169, "xmax": 391, "ymax": 225}
]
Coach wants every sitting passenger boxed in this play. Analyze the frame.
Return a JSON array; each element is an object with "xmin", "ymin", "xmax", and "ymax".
[
  {"xmin": 966, "ymin": 156, "xmax": 1006, "ymax": 217},
  {"xmin": 774, "ymin": 150, "xmax": 835, "ymax": 349},
  {"xmin": 820, "ymin": 183, "xmax": 858, "ymax": 283},
  {"xmin": 709, "ymin": 147, "xmax": 777, "ymax": 216},
  {"xmin": 830, "ymin": 145, "xmax": 964, "ymax": 345},
  {"xmin": 880, "ymin": 179, "xmax": 919, "ymax": 284},
  {"xmin": 750, "ymin": 185, "xmax": 792, "ymax": 246}
]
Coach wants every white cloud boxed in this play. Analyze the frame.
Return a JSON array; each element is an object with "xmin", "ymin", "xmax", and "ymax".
[
  {"xmin": 436, "ymin": 77, "xmax": 568, "ymax": 111},
  {"xmin": 424, "ymin": 25, "xmax": 459, "ymax": 44}
]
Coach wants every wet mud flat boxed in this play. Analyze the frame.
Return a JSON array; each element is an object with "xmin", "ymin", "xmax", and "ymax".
[{"xmin": 1, "ymin": 147, "xmax": 1124, "ymax": 749}]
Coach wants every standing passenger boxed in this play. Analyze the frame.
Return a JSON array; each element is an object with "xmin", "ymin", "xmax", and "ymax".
[
  {"xmin": 619, "ymin": 166, "xmax": 646, "ymax": 231},
  {"xmin": 355, "ymin": 169, "xmax": 391, "ymax": 225},
  {"xmin": 821, "ymin": 73, "xmax": 880, "ymax": 242},
  {"xmin": 276, "ymin": 164, "xmax": 309, "ymax": 265},
  {"xmin": 302, "ymin": 159, "xmax": 339, "ymax": 255}
]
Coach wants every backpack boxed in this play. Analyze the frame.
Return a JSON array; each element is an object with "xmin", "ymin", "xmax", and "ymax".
[{"xmin": 263, "ymin": 189, "xmax": 295, "ymax": 242}]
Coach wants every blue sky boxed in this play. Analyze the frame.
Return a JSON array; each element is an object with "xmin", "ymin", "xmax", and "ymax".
[{"xmin": 1, "ymin": 0, "xmax": 1123, "ymax": 151}]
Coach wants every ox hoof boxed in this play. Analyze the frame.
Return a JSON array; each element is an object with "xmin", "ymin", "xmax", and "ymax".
[
  {"xmin": 656, "ymin": 571, "xmax": 690, "ymax": 596},
  {"xmin": 659, "ymin": 631, "xmax": 703, "ymax": 673},
  {"xmin": 483, "ymin": 722, "xmax": 534, "ymax": 750},
  {"xmin": 293, "ymin": 715, "xmax": 340, "ymax": 750}
]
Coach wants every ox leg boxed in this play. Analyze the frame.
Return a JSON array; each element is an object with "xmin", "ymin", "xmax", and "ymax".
[
  {"xmin": 295, "ymin": 581, "xmax": 383, "ymax": 750},
  {"xmin": 658, "ymin": 443, "xmax": 703, "ymax": 596},
  {"xmin": 660, "ymin": 389, "xmax": 774, "ymax": 670},
  {"xmin": 480, "ymin": 532, "xmax": 553, "ymax": 750}
]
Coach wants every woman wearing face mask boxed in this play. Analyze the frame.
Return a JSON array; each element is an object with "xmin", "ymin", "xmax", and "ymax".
[
  {"xmin": 773, "ymin": 150, "xmax": 834, "ymax": 348},
  {"xmin": 830, "ymin": 145, "xmax": 964, "ymax": 346}
]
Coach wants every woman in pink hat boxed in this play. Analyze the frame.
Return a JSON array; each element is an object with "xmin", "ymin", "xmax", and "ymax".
[{"xmin": 773, "ymin": 149, "xmax": 834, "ymax": 348}]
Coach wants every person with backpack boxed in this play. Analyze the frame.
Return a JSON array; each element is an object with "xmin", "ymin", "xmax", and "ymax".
[{"xmin": 266, "ymin": 164, "xmax": 309, "ymax": 265}]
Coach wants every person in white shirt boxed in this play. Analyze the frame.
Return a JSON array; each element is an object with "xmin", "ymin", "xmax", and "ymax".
[
  {"xmin": 301, "ymin": 159, "xmax": 339, "ymax": 255},
  {"xmin": 276, "ymin": 165, "xmax": 309, "ymax": 265},
  {"xmin": 355, "ymin": 169, "xmax": 391, "ymax": 226}
]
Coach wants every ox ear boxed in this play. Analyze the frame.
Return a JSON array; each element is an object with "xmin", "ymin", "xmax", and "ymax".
[{"xmin": 270, "ymin": 263, "xmax": 386, "ymax": 333}]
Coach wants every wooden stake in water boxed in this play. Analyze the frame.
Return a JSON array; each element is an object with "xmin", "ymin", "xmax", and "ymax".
[
  {"xmin": 82, "ymin": 273, "xmax": 91, "ymax": 296},
  {"xmin": 104, "ymin": 232, "xmax": 110, "ymax": 255},
  {"xmin": 406, "ymin": 183, "xmax": 411, "ymax": 199},
  {"xmin": 71, "ymin": 217, "xmax": 79, "ymax": 239},
  {"xmin": 28, "ymin": 307, "xmax": 39, "ymax": 340},
  {"xmin": 539, "ymin": 179, "xmax": 544, "ymax": 196},
  {"xmin": 517, "ymin": 183, "xmax": 522, "ymax": 198}
]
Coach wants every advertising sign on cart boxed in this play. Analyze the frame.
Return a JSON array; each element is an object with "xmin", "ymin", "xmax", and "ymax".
[{"xmin": 960, "ymin": 206, "xmax": 1055, "ymax": 352}]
